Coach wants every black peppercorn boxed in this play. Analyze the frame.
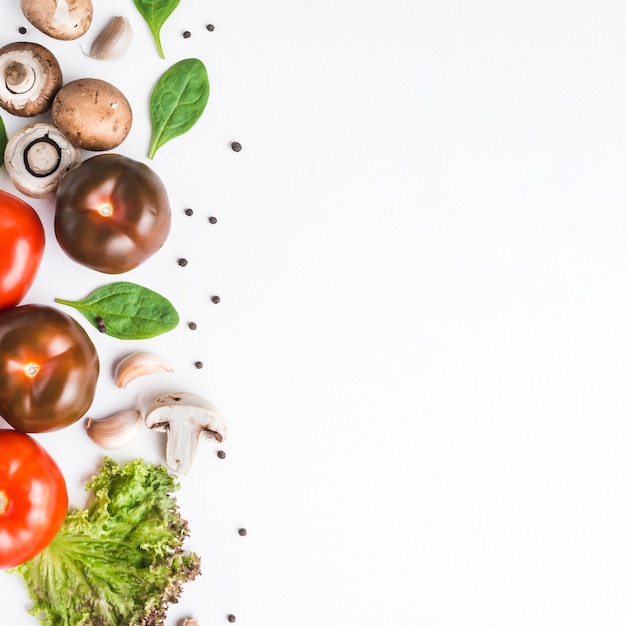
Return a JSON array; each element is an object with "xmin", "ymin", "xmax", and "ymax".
[
  {"xmin": 227, "ymin": 615, "xmax": 236, "ymax": 623},
  {"xmin": 211, "ymin": 295, "xmax": 221, "ymax": 304},
  {"xmin": 188, "ymin": 321, "xmax": 197, "ymax": 330},
  {"xmin": 217, "ymin": 450, "xmax": 226, "ymax": 459},
  {"xmin": 231, "ymin": 141, "xmax": 242, "ymax": 152},
  {"xmin": 194, "ymin": 361, "xmax": 203, "ymax": 369},
  {"xmin": 238, "ymin": 528, "xmax": 247, "ymax": 537},
  {"xmin": 18, "ymin": 26, "xmax": 27, "ymax": 34},
  {"xmin": 208, "ymin": 216, "xmax": 218, "ymax": 224},
  {"xmin": 183, "ymin": 30, "xmax": 191, "ymax": 38},
  {"xmin": 95, "ymin": 317, "xmax": 106, "ymax": 333},
  {"xmin": 178, "ymin": 258, "xmax": 188, "ymax": 267},
  {"xmin": 207, "ymin": 24, "xmax": 215, "ymax": 32},
  {"xmin": 185, "ymin": 207, "xmax": 194, "ymax": 216}
]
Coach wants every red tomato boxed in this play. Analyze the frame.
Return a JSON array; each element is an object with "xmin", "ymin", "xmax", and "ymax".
[
  {"xmin": 55, "ymin": 154, "xmax": 171, "ymax": 274},
  {"xmin": 0, "ymin": 430, "xmax": 68, "ymax": 568},
  {"xmin": 0, "ymin": 304, "xmax": 99, "ymax": 433},
  {"xmin": 0, "ymin": 190, "xmax": 45, "ymax": 311}
]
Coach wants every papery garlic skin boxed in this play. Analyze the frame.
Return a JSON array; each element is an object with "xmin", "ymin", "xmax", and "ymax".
[{"xmin": 88, "ymin": 16, "xmax": 132, "ymax": 60}]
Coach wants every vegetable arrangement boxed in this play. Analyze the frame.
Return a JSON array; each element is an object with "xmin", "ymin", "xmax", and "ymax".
[{"xmin": 0, "ymin": 2, "xmax": 231, "ymax": 624}]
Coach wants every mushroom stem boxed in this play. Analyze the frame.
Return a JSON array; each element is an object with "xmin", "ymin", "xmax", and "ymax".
[
  {"xmin": 5, "ymin": 61, "xmax": 35, "ymax": 94},
  {"xmin": 23, "ymin": 136, "xmax": 62, "ymax": 177},
  {"xmin": 163, "ymin": 421, "xmax": 203, "ymax": 476}
]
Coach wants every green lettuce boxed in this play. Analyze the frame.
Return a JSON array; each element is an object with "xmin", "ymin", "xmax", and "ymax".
[{"xmin": 9, "ymin": 457, "xmax": 201, "ymax": 626}]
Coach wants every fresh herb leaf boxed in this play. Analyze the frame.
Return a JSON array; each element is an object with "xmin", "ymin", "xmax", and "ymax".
[
  {"xmin": 148, "ymin": 58, "xmax": 210, "ymax": 159},
  {"xmin": 55, "ymin": 281, "xmax": 179, "ymax": 339},
  {"xmin": 133, "ymin": 0, "xmax": 180, "ymax": 59},
  {"xmin": 0, "ymin": 115, "xmax": 6, "ymax": 167},
  {"xmin": 10, "ymin": 457, "xmax": 201, "ymax": 626}
]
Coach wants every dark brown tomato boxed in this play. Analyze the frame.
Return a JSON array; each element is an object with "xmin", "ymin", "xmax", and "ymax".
[
  {"xmin": 0, "ymin": 304, "xmax": 99, "ymax": 432},
  {"xmin": 54, "ymin": 154, "xmax": 171, "ymax": 274}
]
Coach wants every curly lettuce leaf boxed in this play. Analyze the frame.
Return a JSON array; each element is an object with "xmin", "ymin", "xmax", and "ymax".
[{"xmin": 10, "ymin": 457, "xmax": 200, "ymax": 626}]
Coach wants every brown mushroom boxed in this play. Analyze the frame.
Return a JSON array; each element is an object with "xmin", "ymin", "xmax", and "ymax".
[
  {"xmin": 0, "ymin": 42, "xmax": 62, "ymax": 117},
  {"xmin": 20, "ymin": 0, "xmax": 93, "ymax": 41},
  {"xmin": 51, "ymin": 78, "xmax": 132, "ymax": 151},
  {"xmin": 4, "ymin": 122, "xmax": 81, "ymax": 198}
]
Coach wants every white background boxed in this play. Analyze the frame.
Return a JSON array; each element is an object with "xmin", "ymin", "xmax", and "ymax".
[{"xmin": 1, "ymin": 1, "xmax": 626, "ymax": 625}]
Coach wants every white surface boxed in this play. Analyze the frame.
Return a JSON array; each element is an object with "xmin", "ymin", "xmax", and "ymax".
[{"xmin": 2, "ymin": 1, "xmax": 626, "ymax": 625}]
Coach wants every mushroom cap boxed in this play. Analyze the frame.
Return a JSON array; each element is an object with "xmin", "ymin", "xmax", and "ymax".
[
  {"xmin": 0, "ymin": 42, "xmax": 63, "ymax": 117},
  {"xmin": 20, "ymin": 0, "xmax": 93, "ymax": 41},
  {"xmin": 4, "ymin": 122, "xmax": 81, "ymax": 199},
  {"xmin": 51, "ymin": 78, "xmax": 132, "ymax": 151},
  {"xmin": 145, "ymin": 391, "xmax": 227, "ymax": 475}
]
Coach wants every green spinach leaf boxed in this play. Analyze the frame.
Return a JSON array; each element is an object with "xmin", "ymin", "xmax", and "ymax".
[
  {"xmin": 55, "ymin": 282, "xmax": 179, "ymax": 339},
  {"xmin": 148, "ymin": 58, "xmax": 210, "ymax": 159},
  {"xmin": 133, "ymin": 0, "xmax": 180, "ymax": 59}
]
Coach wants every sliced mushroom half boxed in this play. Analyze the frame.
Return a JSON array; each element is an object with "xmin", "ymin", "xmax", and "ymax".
[
  {"xmin": 5, "ymin": 123, "xmax": 81, "ymax": 198},
  {"xmin": 0, "ymin": 42, "xmax": 63, "ymax": 116},
  {"xmin": 144, "ymin": 391, "xmax": 227, "ymax": 476}
]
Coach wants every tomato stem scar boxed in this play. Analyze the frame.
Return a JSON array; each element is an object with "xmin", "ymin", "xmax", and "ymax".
[
  {"xmin": 24, "ymin": 362, "xmax": 40, "ymax": 377},
  {"xmin": 98, "ymin": 203, "xmax": 113, "ymax": 217}
]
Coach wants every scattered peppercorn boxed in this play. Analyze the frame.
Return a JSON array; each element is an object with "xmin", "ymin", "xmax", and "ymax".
[
  {"xmin": 207, "ymin": 24, "xmax": 215, "ymax": 32},
  {"xmin": 178, "ymin": 258, "xmax": 188, "ymax": 267},
  {"xmin": 185, "ymin": 207, "xmax": 194, "ymax": 216},
  {"xmin": 208, "ymin": 216, "xmax": 218, "ymax": 224},
  {"xmin": 95, "ymin": 317, "xmax": 106, "ymax": 333},
  {"xmin": 183, "ymin": 30, "xmax": 191, "ymax": 38},
  {"xmin": 227, "ymin": 615, "xmax": 236, "ymax": 623},
  {"xmin": 18, "ymin": 26, "xmax": 27, "ymax": 34},
  {"xmin": 238, "ymin": 528, "xmax": 247, "ymax": 537},
  {"xmin": 194, "ymin": 361, "xmax": 204, "ymax": 369},
  {"xmin": 217, "ymin": 450, "xmax": 226, "ymax": 459},
  {"xmin": 231, "ymin": 141, "xmax": 242, "ymax": 152},
  {"xmin": 211, "ymin": 295, "xmax": 221, "ymax": 304},
  {"xmin": 188, "ymin": 321, "xmax": 198, "ymax": 330}
]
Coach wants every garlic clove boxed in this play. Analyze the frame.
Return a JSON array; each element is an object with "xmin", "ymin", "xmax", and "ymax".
[
  {"xmin": 87, "ymin": 16, "xmax": 132, "ymax": 60},
  {"xmin": 86, "ymin": 410, "xmax": 143, "ymax": 450},
  {"xmin": 114, "ymin": 351, "xmax": 173, "ymax": 388}
]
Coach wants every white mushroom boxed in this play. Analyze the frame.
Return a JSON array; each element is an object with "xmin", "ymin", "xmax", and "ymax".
[
  {"xmin": 0, "ymin": 42, "xmax": 62, "ymax": 117},
  {"xmin": 144, "ymin": 392, "xmax": 227, "ymax": 476},
  {"xmin": 21, "ymin": 0, "xmax": 93, "ymax": 41},
  {"xmin": 5, "ymin": 123, "xmax": 81, "ymax": 198}
]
